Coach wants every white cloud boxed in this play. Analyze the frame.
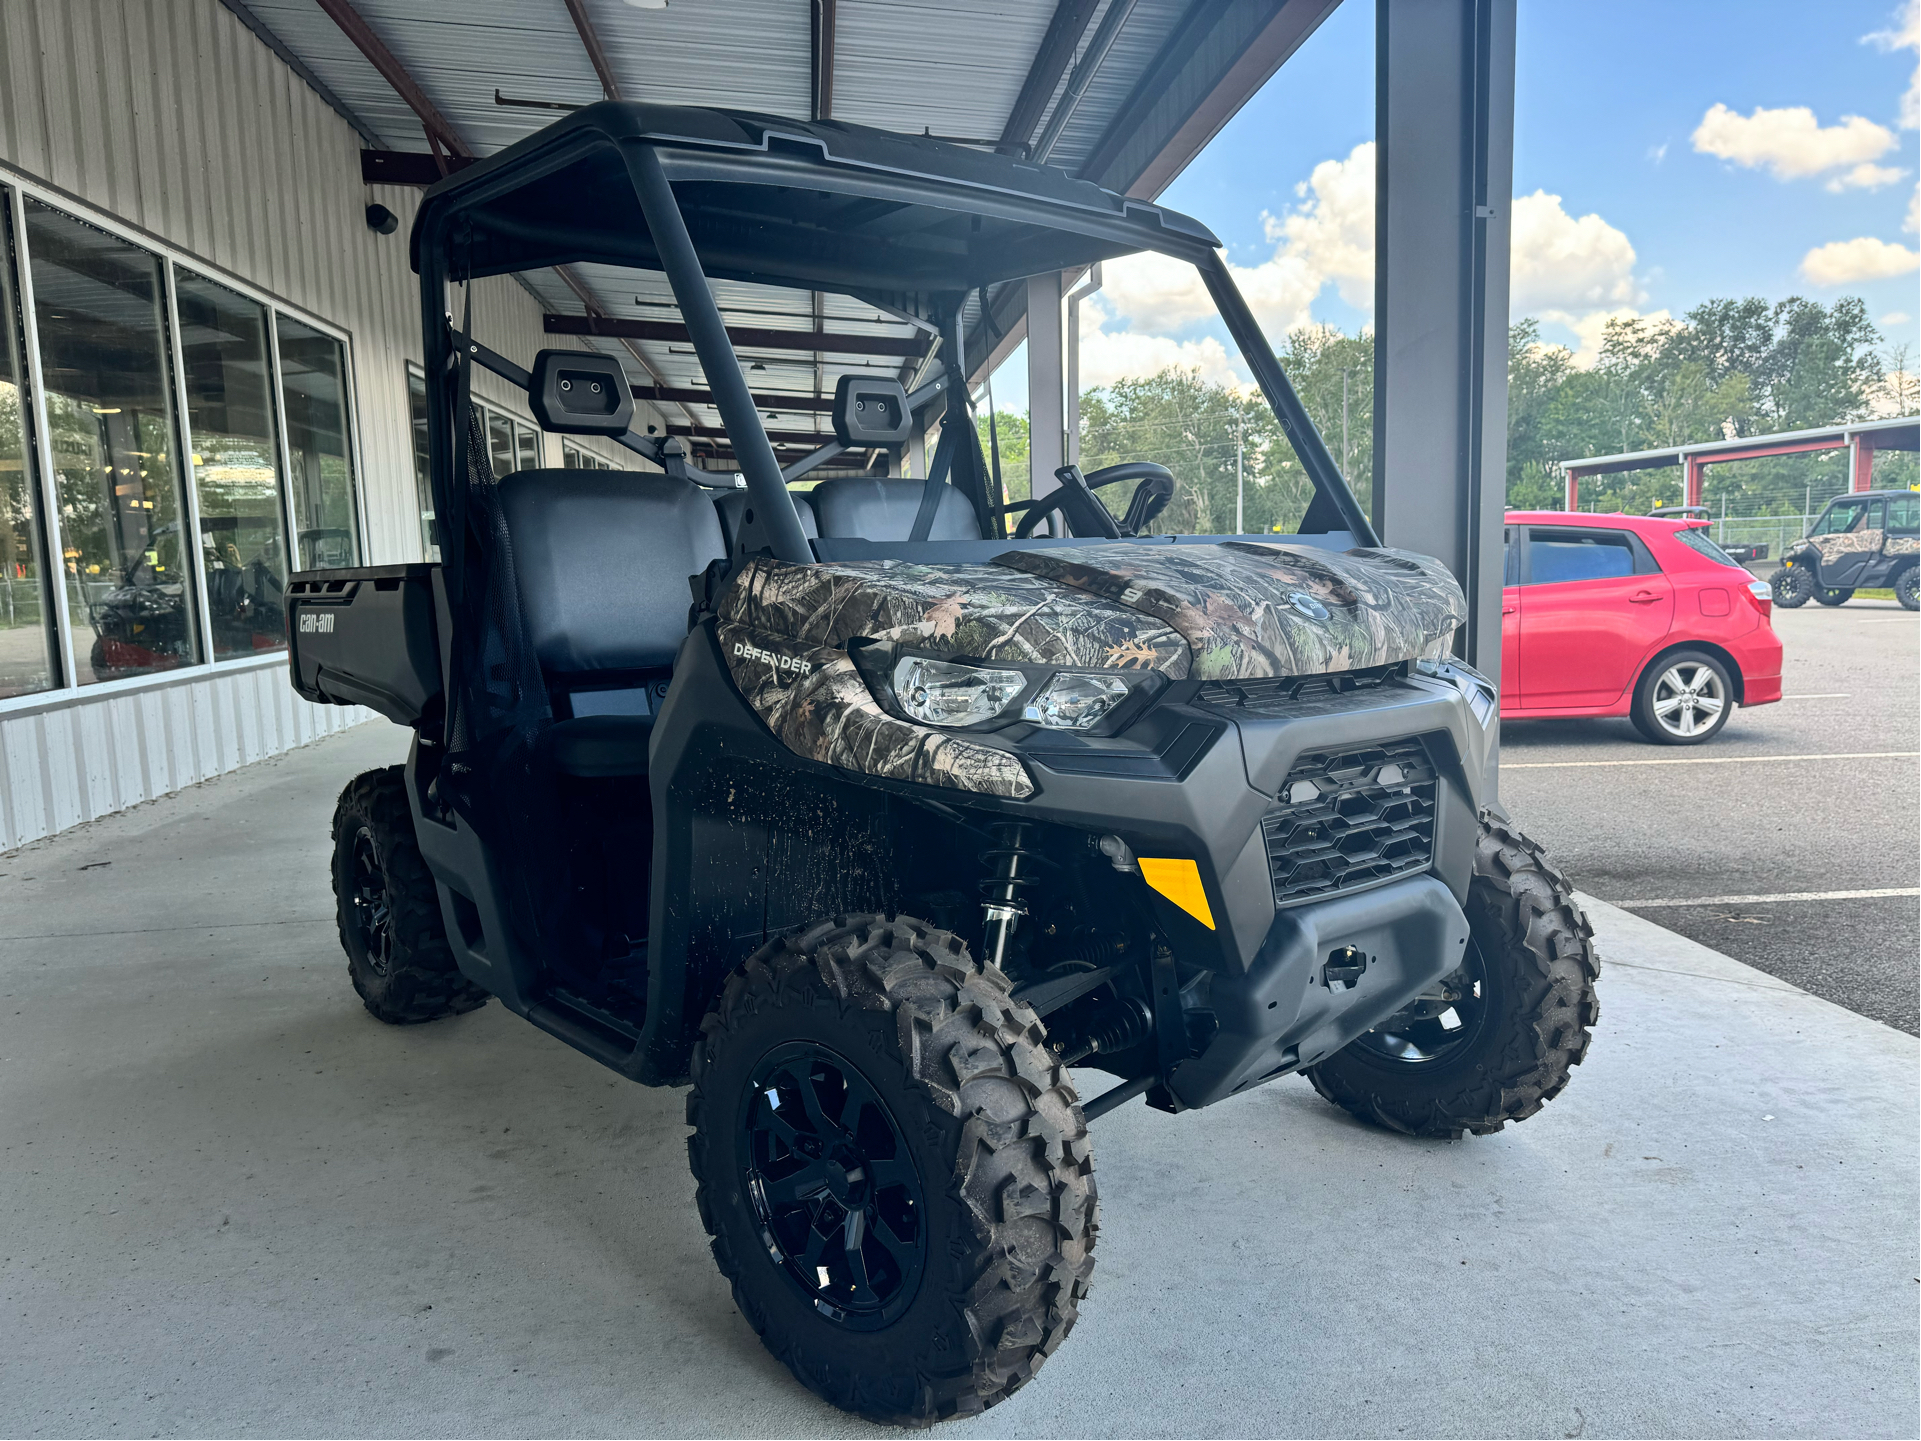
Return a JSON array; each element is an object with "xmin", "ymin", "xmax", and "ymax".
[
  {"xmin": 1863, "ymin": 0, "xmax": 1919, "ymax": 130},
  {"xmin": 1880, "ymin": 310, "xmax": 1912, "ymax": 324},
  {"xmin": 1907, "ymin": 187, "xmax": 1920, "ymax": 232},
  {"xmin": 1647, "ymin": 142, "xmax": 1669, "ymax": 164},
  {"xmin": 1800, "ymin": 235, "xmax": 1921, "ymax": 284},
  {"xmin": 1537, "ymin": 306, "xmax": 1674, "ymax": 369},
  {"xmin": 1825, "ymin": 161, "xmax": 1909, "ymax": 191},
  {"xmin": 1692, "ymin": 102, "xmax": 1898, "ymax": 180},
  {"xmin": 1076, "ymin": 297, "xmax": 1245, "ymax": 390},
  {"xmin": 1093, "ymin": 142, "xmax": 1375, "ymax": 345},
  {"xmin": 1509, "ymin": 190, "xmax": 1643, "ymax": 314}
]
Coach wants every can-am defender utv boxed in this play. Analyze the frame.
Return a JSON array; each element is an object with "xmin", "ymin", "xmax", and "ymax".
[
  {"xmin": 1767, "ymin": 488, "xmax": 1919, "ymax": 609},
  {"xmin": 287, "ymin": 103, "xmax": 1598, "ymax": 1426}
]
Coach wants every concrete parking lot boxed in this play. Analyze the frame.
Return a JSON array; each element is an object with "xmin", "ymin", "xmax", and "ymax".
[
  {"xmin": 1, "ymin": 719, "xmax": 1916, "ymax": 1438},
  {"xmin": 1503, "ymin": 598, "xmax": 1920, "ymax": 1034}
]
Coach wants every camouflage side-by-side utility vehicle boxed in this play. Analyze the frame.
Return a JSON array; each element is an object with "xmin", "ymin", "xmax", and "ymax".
[
  {"xmin": 286, "ymin": 103, "xmax": 1599, "ymax": 1426},
  {"xmin": 1769, "ymin": 489, "xmax": 1919, "ymax": 609}
]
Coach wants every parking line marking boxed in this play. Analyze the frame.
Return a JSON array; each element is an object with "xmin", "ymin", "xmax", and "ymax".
[
  {"xmin": 1777, "ymin": 692, "xmax": 1850, "ymax": 700},
  {"xmin": 1506, "ymin": 751, "xmax": 1918, "ymax": 769},
  {"xmin": 1620, "ymin": 888, "xmax": 1919, "ymax": 908}
]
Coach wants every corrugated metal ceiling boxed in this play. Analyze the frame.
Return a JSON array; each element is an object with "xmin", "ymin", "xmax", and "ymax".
[{"xmin": 236, "ymin": 0, "xmax": 1331, "ymax": 454}]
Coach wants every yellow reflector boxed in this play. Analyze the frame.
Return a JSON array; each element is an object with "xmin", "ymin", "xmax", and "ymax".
[{"xmin": 1138, "ymin": 857, "xmax": 1216, "ymax": 930}]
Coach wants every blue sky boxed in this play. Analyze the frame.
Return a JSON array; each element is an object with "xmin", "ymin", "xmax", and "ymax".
[{"xmin": 993, "ymin": 0, "xmax": 1919, "ymax": 411}]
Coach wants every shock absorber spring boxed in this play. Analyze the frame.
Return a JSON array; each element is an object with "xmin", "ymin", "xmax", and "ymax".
[{"xmin": 978, "ymin": 822, "xmax": 1038, "ymax": 970}]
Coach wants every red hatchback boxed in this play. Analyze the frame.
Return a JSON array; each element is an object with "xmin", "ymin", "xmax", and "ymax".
[{"xmin": 1502, "ymin": 512, "xmax": 1782, "ymax": 744}]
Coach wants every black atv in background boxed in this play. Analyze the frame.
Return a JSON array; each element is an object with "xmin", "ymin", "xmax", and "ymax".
[
  {"xmin": 285, "ymin": 103, "xmax": 1598, "ymax": 1426},
  {"xmin": 1769, "ymin": 489, "xmax": 1920, "ymax": 610}
]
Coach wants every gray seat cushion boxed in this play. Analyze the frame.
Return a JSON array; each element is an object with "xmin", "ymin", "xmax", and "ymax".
[
  {"xmin": 810, "ymin": 476, "xmax": 982, "ymax": 541},
  {"xmin": 496, "ymin": 468, "xmax": 725, "ymax": 676},
  {"xmin": 714, "ymin": 487, "xmax": 818, "ymax": 554}
]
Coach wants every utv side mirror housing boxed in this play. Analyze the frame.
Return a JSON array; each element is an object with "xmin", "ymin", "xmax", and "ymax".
[
  {"xmin": 528, "ymin": 350, "xmax": 635, "ymax": 435},
  {"xmin": 832, "ymin": 375, "xmax": 911, "ymax": 447}
]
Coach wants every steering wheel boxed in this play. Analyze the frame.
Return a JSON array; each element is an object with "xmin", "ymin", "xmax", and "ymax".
[{"xmin": 1009, "ymin": 462, "xmax": 1177, "ymax": 540}]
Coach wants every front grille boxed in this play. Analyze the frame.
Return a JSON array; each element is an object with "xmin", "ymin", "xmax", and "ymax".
[
  {"xmin": 1262, "ymin": 738, "xmax": 1437, "ymax": 906},
  {"xmin": 1197, "ymin": 662, "xmax": 1409, "ymax": 716}
]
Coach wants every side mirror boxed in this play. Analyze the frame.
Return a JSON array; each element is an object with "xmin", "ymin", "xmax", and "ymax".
[
  {"xmin": 832, "ymin": 375, "xmax": 911, "ymax": 447},
  {"xmin": 528, "ymin": 350, "xmax": 635, "ymax": 435}
]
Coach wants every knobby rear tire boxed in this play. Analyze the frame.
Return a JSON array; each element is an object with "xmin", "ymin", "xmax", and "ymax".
[{"xmin": 331, "ymin": 766, "xmax": 490, "ymax": 1025}]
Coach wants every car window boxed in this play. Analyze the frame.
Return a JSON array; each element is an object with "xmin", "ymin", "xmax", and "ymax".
[
  {"xmin": 1503, "ymin": 527, "xmax": 1517, "ymax": 586},
  {"xmin": 1813, "ymin": 500, "xmax": 1868, "ymax": 534},
  {"xmin": 1865, "ymin": 500, "xmax": 1885, "ymax": 530},
  {"xmin": 1888, "ymin": 494, "xmax": 1919, "ymax": 534},
  {"xmin": 1526, "ymin": 528, "xmax": 1638, "ymax": 584},
  {"xmin": 1671, "ymin": 526, "xmax": 1740, "ymax": 567}
]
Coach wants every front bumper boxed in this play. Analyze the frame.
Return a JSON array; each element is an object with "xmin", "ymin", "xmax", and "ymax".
[{"xmin": 1168, "ymin": 873, "xmax": 1470, "ymax": 1108}]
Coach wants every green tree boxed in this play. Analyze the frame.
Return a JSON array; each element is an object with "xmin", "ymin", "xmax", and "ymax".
[{"xmin": 975, "ymin": 408, "xmax": 1030, "ymax": 503}]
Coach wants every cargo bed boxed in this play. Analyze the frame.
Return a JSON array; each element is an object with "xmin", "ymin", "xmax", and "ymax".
[{"xmin": 286, "ymin": 565, "xmax": 447, "ymax": 728}]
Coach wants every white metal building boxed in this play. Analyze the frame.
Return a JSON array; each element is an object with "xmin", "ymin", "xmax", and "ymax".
[{"xmin": 2, "ymin": 0, "xmax": 1505, "ymax": 850}]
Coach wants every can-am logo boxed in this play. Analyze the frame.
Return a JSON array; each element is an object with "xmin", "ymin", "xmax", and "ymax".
[
  {"xmin": 297, "ymin": 611, "xmax": 335, "ymax": 634},
  {"xmin": 1287, "ymin": 592, "xmax": 1329, "ymax": 620},
  {"xmin": 733, "ymin": 638, "xmax": 813, "ymax": 676}
]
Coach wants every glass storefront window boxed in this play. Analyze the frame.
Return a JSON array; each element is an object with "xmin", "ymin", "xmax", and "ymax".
[
  {"xmin": 515, "ymin": 423, "xmax": 540, "ymax": 472},
  {"xmin": 408, "ymin": 369, "xmax": 438, "ymax": 561},
  {"xmin": 0, "ymin": 190, "xmax": 58, "ymax": 698},
  {"xmin": 486, "ymin": 407, "xmax": 516, "ymax": 478},
  {"xmin": 175, "ymin": 270, "xmax": 289, "ymax": 660},
  {"xmin": 278, "ymin": 315, "xmax": 359, "ymax": 570},
  {"xmin": 25, "ymin": 199, "xmax": 198, "ymax": 684}
]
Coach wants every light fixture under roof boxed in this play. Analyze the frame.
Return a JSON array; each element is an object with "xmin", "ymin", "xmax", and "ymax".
[{"xmin": 624, "ymin": 0, "xmax": 667, "ymax": 8}]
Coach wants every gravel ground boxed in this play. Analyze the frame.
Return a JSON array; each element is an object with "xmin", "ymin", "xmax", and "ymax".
[{"xmin": 1500, "ymin": 596, "xmax": 1920, "ymax": 1033}]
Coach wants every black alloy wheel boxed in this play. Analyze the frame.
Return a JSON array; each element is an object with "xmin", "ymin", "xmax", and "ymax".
[
  {"xmin": 1897, "ymin": 566, "xmax": 1919, "ymax": 611},
  {"xmin": 1814, "ymin": 586, "xmax": 1854, "ymax": 606},
  {"xmin": 1769, "ymin": 566, "xmax": 1812, "ymax": 607},
  {"xmin": 330, "ymin": 766, "xmax": 490, "ymax": 1024},
  {"xmin": 1351, "ymin": 938, "xmax": 1490, "ymax": 1066},
  {"xmin": 740, "ymin": 1043, "xmax": 928, "ymax": 1329},
  {"xmin": 347, "ymin": 827, "xmax": 396, "ymax": 979}
]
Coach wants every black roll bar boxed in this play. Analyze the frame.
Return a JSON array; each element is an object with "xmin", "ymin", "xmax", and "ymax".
[
  {"xmin": 1198, "ymin": 251, "xmax": 1379, "ymax": 547},
  {"xmin": 624, "ymin": 144, "xmax": 814, "ymax": 564}
]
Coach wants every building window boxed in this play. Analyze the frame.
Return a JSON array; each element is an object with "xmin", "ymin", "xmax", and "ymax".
[
  {"xmin": 0, "ymin": 189, "xmax": 57, "ymax": 699},
  {"xmin": 562, "ymin": 438, "xmax": 618, "ymax": 470},
  {"xmin": 407, "ymin": 368, "xmax": 437, "ymax": 561},
  {"xmin": 175, "ymin": 269, "xmax": 290, "ymax": 660},
  {"xmin": 24, "ymin": 199, "xmax": 199, "ymax": 685},
  {"xmin": 278, "ymin": 315, "xmax": 360, "ymax": 571},
  {"xmin": 479, "ymin": 397, "xmax": 542, "ymax": 476}
]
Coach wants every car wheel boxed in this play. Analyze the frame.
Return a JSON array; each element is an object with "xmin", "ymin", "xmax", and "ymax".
[
  {"xmin": 1630, "ymin": 648, "xmax": 1733, "ymax": 745},
  {"xmin": 1768, "ymin": 567, "xmax": 1812, "ymax": 607},
  {"xmin": 1814, "ymin": 586, "xmax": 1854, "ymax": 606},
  {"xmin": 1894, "ymin": 566, "xmax": 1918, "ymax": 611}
]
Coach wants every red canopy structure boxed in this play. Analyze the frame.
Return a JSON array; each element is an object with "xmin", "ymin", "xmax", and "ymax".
[{"xmin": 1560, "ymin": 415, "xmax": 1920, "ymax": 511}]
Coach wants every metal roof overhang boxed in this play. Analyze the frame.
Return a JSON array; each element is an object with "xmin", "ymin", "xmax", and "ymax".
[{"xmin": 1564, "ymin": 416, "xmax": 1921, "ymax": 476}]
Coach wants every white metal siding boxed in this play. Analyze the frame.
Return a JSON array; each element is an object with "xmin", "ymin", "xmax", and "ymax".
[{"xmin": 0, "ymin": 0, "xmax": 606, "ymax": 851}]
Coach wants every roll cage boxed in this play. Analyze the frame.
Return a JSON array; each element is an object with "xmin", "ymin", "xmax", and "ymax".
[{"xmin": 410, "ymin": 100, "xmax": 1377, "ymax": 606}]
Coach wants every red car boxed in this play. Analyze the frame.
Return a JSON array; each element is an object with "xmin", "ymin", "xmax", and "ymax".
[{"xmin": 1501, "ymin": 511, "xmax": 1782, "ymax": 744}]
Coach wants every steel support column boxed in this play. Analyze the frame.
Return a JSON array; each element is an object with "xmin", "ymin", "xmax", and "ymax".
[
  {"xmin": 1563, "ymin": 466, "xmax": 1581, "ymax": 512},
  {"xmin": 1851, "ymin": 433, "xmax": 1876, "ymax": 492},
  {"xmin": 1027, "ymin": 272, "xmax": 1066, "ymax": 514},
  {"xmin": 1684, "ymin": 454, "xmax": 1707, "ymax": 508},
  {"xmin": 1374, "ymin": 0, "xmax": 1515, "ymax": 694}
]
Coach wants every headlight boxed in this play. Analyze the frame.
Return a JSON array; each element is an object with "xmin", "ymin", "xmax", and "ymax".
[
  {"xmin": 1022, "ymin": 672, "xmax": 1130, "ymax": 730},
  {"xmin": 893, "ymin": 655, "xmax": 1025, "ymax": 727}
]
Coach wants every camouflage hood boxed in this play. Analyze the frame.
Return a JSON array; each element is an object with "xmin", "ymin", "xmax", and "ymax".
[
  {"xmin": 715, "ymin": 541, "xmax": 1466, "ymax": 799},
  {"xmin": 992, "ymin": 541, "xmax": 1466, "ymax": 679},
  {"xmin": 720, "ymin": 541, "xmax": 1464, "ymax": 681}
]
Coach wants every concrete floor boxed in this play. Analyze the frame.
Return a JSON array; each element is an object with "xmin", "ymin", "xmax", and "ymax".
[
  {"xmin": 1, "ymin": 721, "xmax": 1916, "ymax": 1439},
  {"xmin": 1503, "ymin": 598, "xmax": 1920, "ymax": 1033}
]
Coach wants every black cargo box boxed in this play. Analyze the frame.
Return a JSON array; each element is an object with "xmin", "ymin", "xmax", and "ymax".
[{"xmin": 286, "ymin": 565, "xmax": 446, "ymax": 727}]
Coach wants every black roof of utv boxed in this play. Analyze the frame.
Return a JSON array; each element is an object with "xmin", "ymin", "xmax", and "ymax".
[{"xmin": 409, "ymin": 101, "xmax": 1222, "ymax": 296}]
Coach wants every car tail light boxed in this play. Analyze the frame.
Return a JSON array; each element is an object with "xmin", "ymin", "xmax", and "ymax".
[{"xmin": 1744, "ymin": 578, "xmax": 1773, "ymax": 620}]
